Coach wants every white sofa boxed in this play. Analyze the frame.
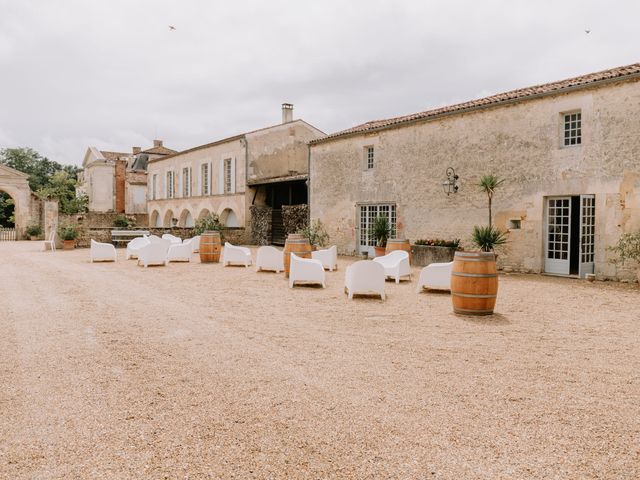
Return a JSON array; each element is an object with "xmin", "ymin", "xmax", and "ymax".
[
  {"xmin": 126, "ymin": 236, "xmax": 150, "ymax": 260},
  {"xmin": 344, "ymin": 260, "xmax": 385, "ymax": 300},
  {"xmin": 289, "ymin": 253, "xmax": 326, "ymax": 288},
  {"xmin": 256, "ymin": 245, "xmax": 284, "ymax": 273},
  {"xmin": 312, "ymin": 245, "xmax": 338, "ymax": 271},
  {"xmin": 222, "ymin": 242, "xmax": 252, "ymax": 267},
  {"xmin": 162, "ymin": 233, "xmax": 182, "ymax": 244},
  {"xmin": 90, "ymin": 239, "xmax": 117, "ymax": 262},
  {"xmin": 137, "ymin": 240, "xmax": 170, "ymax": 267},
  {"xmin": 168, "ymin": 239, "xmax": 193, "ymax": 262},
  {"xmin": 416, "ymin": 261, "xmax": 453, "ymax": 292},
  {"xmin": 373, "ymin": 250, "xmax": 412, "ymax": 284}
]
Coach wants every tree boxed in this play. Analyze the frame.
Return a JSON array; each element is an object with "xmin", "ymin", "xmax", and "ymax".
[
  {"xmin": 37, "ymin": 171, "xmax": 87, "ymax": 214},
  {"xmin": 0, "ymin": 192, "xmax": 14, "ymax": 227},
  {"xmin": 478, "ymin": 174, "xmax": 504, "ymax": 228}
]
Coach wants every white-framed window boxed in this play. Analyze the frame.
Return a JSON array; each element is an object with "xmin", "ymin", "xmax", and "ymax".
[
  {"xmin": 152, "ymin": 174, "xmax": 157, "ymax": 200},
  {"xmin": 166, "ymin": 171, "xmax": 175, "ymax": 199},
  {"xmin": 201, "ymin": 163, "xmax": 209, "ymax": 195},
  {"xmin": 365, "ymin": 146, "xmax": 375, "ymax": 169},
  {"xmin": 563, "ymin": 111, "xmax": 581, "ymax": 146},
  {"xmin": 224, "ymin": 158, "xmax": 232, "ymax": 194},
  {"xmin": 182, "ymin": 167, "xmax": 191, "ymax": 197},
  {"xmin": 358, "ymin": 203, "xmax": 397, "ymax": 247}
]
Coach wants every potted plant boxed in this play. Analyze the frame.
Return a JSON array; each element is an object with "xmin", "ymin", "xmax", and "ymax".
[
  {"xmin": 478, "ymin": 174, "xmax": 504, "ymax": 228},
  {"xmin": 299, "ymin": 219, "xmax": 330, "ymax": 250},
  {"xmin": 471, "ymin": 225, "xmax": 507, "ymax": 253},
  {"xmin": 370, "ymin": 216, "xmax": 391, "ymax": 257},
  {"xmin": 26, "ymin": 224, "xmax": 42, "ymax": 241},
  {"xmin": 608, "ymin": 232, "xmax": 640, "ymax": 283},
  {"xmin": 58, "ymin": 225, "xmax": 79, "ymax": 250},
  {"xmin": 113, "ymin": 214, "xmax": 132, "ymax": 229}
]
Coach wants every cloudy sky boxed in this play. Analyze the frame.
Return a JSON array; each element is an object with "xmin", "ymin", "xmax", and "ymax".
[{"xmin": 0, "ymin": 0, "xmax": 638, "ymax": 166}]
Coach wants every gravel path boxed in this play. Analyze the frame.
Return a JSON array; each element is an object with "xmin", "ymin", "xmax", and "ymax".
[{"xmin": 1, "ymin": 241, "xmax": 639, "ymax": 479}]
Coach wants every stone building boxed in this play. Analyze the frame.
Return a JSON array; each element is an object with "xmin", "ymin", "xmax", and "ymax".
[
  {"xmin": 78, "ymin": 140, "xmax": 176, "ymax": 214},
  {"xmin": 146, "ymin": 104, "xmax": 324, "ymax": 243},
  {"xmin": 309, "ymin": 63, "xmax": 640, "ymax": 280}
]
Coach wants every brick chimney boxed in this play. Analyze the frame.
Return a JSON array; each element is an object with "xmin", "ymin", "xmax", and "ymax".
[
  {"xmin": 132, "ymin": 146, "xmax": 141, "ymax": 154},
  {"xmin": 282, "ymin": 103, "xmax": 293, "ymax": 124},
  {"xmin": 153, "ymin": 139, "xmax": 163, "ymax": 147}
]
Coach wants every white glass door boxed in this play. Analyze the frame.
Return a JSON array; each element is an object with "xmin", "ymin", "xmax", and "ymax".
[
  {"xmin": 358, "ymin": 204, "xmax": 396, "ymax": 256},
  {"xmin": 578, "ymin": 195, "xmax": 595, "ymax": 278},
  {"xmin": 544, "ymin": 197, "xmax": 571, "ymax": 275}
]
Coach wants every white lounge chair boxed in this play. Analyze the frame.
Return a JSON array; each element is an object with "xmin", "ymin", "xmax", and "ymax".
[
  {"xmin": 189, "ymin": 235, "xmax": 201, "ymax": 253},
  {"xmin": 168, "ymin": 239, "xmax": 193, "ymax": 262},
  {"xmin": 255, "ymin": 245, "xmax": 284, "ymax": 273},
  {"xmin": 373, "ymin": 250, "xmax": 412, "ymax": 284},
  {"xmin": 148, "ymin": 234, "xmax": 162, "ymax": 241},
  {"xmin": 312, "ymin": 245, "xmax": 338, "ymax": 271},
  {"xmin": 126, "ymin": 236, "xmax": 150, "ymax": 259},
  {"xmin": 137, "ymin": 240, "xmax": 170, "ymax": 267},
  {"xmin": 344, "ymin": 260, "xmax": 385, "ymax": 300},
  {"xmin": 162, "ymin": 233, "xmax": 182, "ymax": 244},
  {"xmin": 289, "ymin": 253, "xmax": 326, "ymax": 288},
  {"xmin": 90, "ymin": 239, "xmax": 116, "ymax": 262},
  {"xmin": 42, "ymin": 227, "xmax": 56, "ymax": 252},
  {"xmin": 222, "ymin": 242, "xmax": 252, "ymax": 267},
  {"xmin": 416, "ymin": 261, "xmax": 453, "ymax": 292}
]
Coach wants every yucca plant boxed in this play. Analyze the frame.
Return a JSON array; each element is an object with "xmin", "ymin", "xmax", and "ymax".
[
  {"xmin": 370, "ymin": 216, "xmax": 391, "ymax": 247},
  {"xmin": 471, "ymin": 225, "xmax": 507, "ymax": 252},
  {"xmin": 478, "ymin": 174, "xmax": 504, "ymax": 228}
]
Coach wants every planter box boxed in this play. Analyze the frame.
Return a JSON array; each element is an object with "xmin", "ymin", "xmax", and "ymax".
[{"xmin": 411, "ymin": 245, "xmax": 457, "ymax": 267}]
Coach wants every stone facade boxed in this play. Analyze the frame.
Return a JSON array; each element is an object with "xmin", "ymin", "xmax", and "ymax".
[
  {"xmin": 147, "ymin": 106, "xmax": 324, "ymax": 244},
  {"xmin": 309, "ymin": 64, "xmax": 640, "ymax": 280}
]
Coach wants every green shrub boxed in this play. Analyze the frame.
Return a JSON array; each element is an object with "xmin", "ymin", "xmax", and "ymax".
[
  {"xmin": 113, "ymin": 214, "xmax": 132, "ymax": 228},
  {"xmin": 299, "ymin": 219, "xmax": 330, "ymax": 248},
  {"xmin": 608, "ymin": 232, "xmax": 640, "ymax": 265},
  {"xmin": 58, "ymin": 225, "xmax": 79, "ymax": 241},
  {"xmin": 471, "ymin": 225, "xmax": 507, "ymax": 252},
  {"xmin": 194, "ymin": 213, "xmax": 222, "ymax": 236},
  {"xmin": 26, "ymin": 224, "xmax": 42, "ymax": 237}
]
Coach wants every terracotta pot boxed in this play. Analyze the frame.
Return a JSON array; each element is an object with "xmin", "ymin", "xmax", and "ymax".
[
  {"xmin": 30, "ymin": 235, "xmax": 38, "ymax": 241},
  {"xmin": 63, "ymin": 240, "xmax": 75, "ymax": 250},
  {"xmin": 374, "ymin": 246, "xmax": 386, "ymax": 258}
]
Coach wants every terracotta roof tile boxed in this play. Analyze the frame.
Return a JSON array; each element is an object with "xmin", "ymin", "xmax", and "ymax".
[
  {"xmin": 99, "ymin": 151, "xmax": 129, "ymax": 161},
  {"xmin": 141, "ymin": 146, "xmax": 177, "ymax": 155},
  {"xmin": 311, "ymin": 62, "xmax": 640, "ymax": 144}
]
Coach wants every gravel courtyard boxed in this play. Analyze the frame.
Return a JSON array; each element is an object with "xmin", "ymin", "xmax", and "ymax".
[{"xmin": 1, "ymin": 241, "xmax": 639, "ymax": 479}]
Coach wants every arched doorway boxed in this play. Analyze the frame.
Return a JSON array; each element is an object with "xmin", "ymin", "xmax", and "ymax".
[
  {"xmin": 163, "ymin": 209, "xmax": 175, "ymax": 227},
  {"xmin": 220, "ymin": 208, "xmax": 239, "ymax": 227},
  {"xmin": 0, "ymin": 191, "xmax": 15, "ymax": 227},
  {"xmin": 178, "ymin": 209, "xmax": 194, "ymax": 228},
  {"xmin": 0, "ymin": 165, "xmax": 34, "ymax": 239},
  {"xmin": 150, "ymin": 210, "xmax": 161, "ymax": 228}
]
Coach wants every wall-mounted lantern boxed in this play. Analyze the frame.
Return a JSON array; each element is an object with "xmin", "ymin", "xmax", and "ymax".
[{"xmin": 442, "ymin": 167, "xmax": 459, "ymax": 196}]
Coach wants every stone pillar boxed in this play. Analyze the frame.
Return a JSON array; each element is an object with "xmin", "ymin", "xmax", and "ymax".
[
  {"xmin": 44, "ymin": 200, "xmax": 59, "ymax": 246},
  {"xmin": 115, "ymin": 160, "xmax": 126, "ymax": 213}
]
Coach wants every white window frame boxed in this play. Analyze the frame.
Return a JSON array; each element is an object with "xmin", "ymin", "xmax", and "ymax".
[
  {"xmin": 166, "ymin": 171, "xmax": 175, "ymax": 199},
  {"xmin": 364, "ymin": 145, "xmax": 375, "ymax": 170},
  {"xmin": 357, "ymin": 203, "xmax": 397, "ymax": 254},
  {"xmin": 201, "ymin": 163, "xmax": 209, "ymax": 196},
  {"xmin": 152, "ymin": 174, "xmax": 157, "ymax": 200},
  {"xmin": 562, "ymin": 110, "xmax": 582, "ymax": 147},
  {"xmin": 182, "ymin": 166, "xmax": 191, "ymax": 198}
]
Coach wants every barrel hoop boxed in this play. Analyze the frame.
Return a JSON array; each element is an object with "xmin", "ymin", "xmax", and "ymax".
[
  {"xmin": 453, "ymin": 307, "xmax": 495, "ymax": 315},
  {"xmin": 453, "ymin": 258, "xmax": 495, "ymax": 263},
  {"xmin": 451, "ymin": 292, "xmax": 497, "ymax": 299},
  {"xmin": 451, "ymin": 272, "xmax": 497, "ymax": 278}
]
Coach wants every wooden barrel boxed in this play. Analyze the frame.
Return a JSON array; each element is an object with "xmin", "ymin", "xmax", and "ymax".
[
  {"xmin": 283, "ymin": 233, "xmax": 312, "ymax": 277},
  {"xmin": 451, "ymin": 251, "xmax": 498, "ymax": 316},
  {"xmin": 199, "ymin": 231, "xmax": 222, "ymax": 263},
  {"xmin": 385, "ymin": 238, "xmax": 412, "ymax": 265}
]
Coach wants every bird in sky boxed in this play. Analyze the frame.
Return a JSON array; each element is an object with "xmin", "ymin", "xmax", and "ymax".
[{"xmin": 169, "ymin": 25, "xmax": 176, "ymax": 31}]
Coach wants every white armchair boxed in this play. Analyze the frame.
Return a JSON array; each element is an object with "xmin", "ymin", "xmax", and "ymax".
[
  {"xmin": 256, "ymin": 245, "xmax": 284, "ymax": 273},
  {"xmin": 137, "ymin": 240, "xmax": 170, "ymax": 267},
  {"xmin": 189, "ymin": 235, "xmax": 201, "ymax": 253},
  {"xmin": 90, "ymin": 239, "xmax": 116, "ymax": 262},
  {"xmin": 126, "ymin": 236, "xmax": 150, "ymax": 260},
  {"xmin": 162, "ymin": 233, "xmax": 182, "ymax": 244},
  {"xmin": 289, "ymin": 253, "xmax": 326, "ymax": 288},
  {"xmin": 222, "ymin": 242, "xmax": 252, "ymax": 267},
  {"xmin": 373, "ymin": 250, "xmax": 412, "ymax": 284},
  {"xmin": 344, "ymin": 260, "xmax": 385, "ymax": 300},
  {"xmin": 416, "ymin": 261, "xmax": 453, "ymax": 292},
  {"xmin": 312, "ymin": 245, "xmax": 338, "ymax": 271},
  {"xmin": 168, "ymin": 239, "xmax": 193, "ymax": 262}
]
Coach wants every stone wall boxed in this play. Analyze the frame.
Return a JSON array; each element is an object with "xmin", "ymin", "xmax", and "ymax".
[
  {"xmin": 310, "ymin": 78, "xmax": 640, "ymax": 281},
  {"xmin": 249, "ymin": 205, "xmax": 272, "ymax": 245},
  {"xmin": 282, "ymin": 204, "xmax": 308, "ymax": 235}
]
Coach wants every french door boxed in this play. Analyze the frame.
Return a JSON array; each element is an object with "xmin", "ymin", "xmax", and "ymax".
[
  {"xmin": 544, "ymin": 195, "xmax": 595, "ymax": 277},
  {"xmin": 358, "ymin": 204, "xmax": 396, "ymax": 256}
]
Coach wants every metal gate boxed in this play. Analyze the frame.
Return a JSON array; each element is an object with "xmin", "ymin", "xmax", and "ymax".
[{"xmin": 0, "ymin": 228, "xmax": 16, "ymax": 241}]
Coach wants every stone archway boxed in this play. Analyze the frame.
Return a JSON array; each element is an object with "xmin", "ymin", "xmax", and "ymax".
[{"xmin": 0, "ymin": 164, "xmax": 35, "ymax": 239}]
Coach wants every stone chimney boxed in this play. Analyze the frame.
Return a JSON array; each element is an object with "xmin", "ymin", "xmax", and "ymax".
[
  {"xmin": 132, "ymin": 146, "xmax": 141, "ymax": 154},
  {"xmin": 153, "ymin": 139, "xmax": 163, "ymax": 147},
  {"xmin": 282, "ymin": 103, "xmax": 293, "ymax": 124}
]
